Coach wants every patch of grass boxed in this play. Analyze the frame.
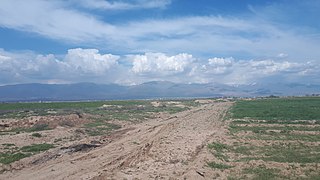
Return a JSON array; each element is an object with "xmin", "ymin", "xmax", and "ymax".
[
  {"xmin": 230, "ymin": 97, "xmax": 320, "ymax": 120},
  {"xmin": 229, "ymin": 124, "xmax": 320, "ymax": 133},
  {"xmin": 85, "ymin": 129, "xmax": 105, "ymax": 136},
  {"xmin": 83, "ymin": 121, "xmax": 107, "ymax": 128},
  {"xmin": 207, "ymin": 162, "xmax": 233, "ymax": 169},
  {"xmin": 248, "ymin": 132, "xmax": 320, "ymax": 142},
  {"xmin": 261, "ymin": 144, "xmax": 320, "ymax": 163},
  {"xmin": 233, "ymin": 146, "xmax": 253, "ymax": 155},
  {"xmin": 28, "ymin": 124, "xmax": 51, "ymax": 132},
  {"xmin": 108, "ymin": 113, "xmax": 131, "ymax": 121},
  {"xmin": 31, "ymin": 133, "xmax": 42, "ymax": 138},
  {"xmin": 84, "ymin": 121, "xmax": 121, "ymax": 136},
  {"xmin": 307, "ymin": 175, "xmax": 320, "ymax": 180},
  {"xmin": 5, "ymin": 123, "xmax": 51, "ymax": 134},
  {"xmin": 227, "ymin": 176, "xmax": 242, "ymax": 180},
  {"xmin": 180, "ymin": 100, "xmax": 200, "ymax": 107},
  {"xmin": 208, "ymin": 142, "xmax": 230, "ymax": 151},
  {"xmin": 20, "ymin": 143, "xmax": 54, "ymax": 153},
  {"xmin": 208, "ymin": 142, "xmax": 230, "ymax": 161},
  {"xmin": 0, "ymin": 152, "xmax": 30, "ymax": 164},
  {"xmin": 243, "ymin": 166, "xmax": 280, "ymax": 180},
  {"xmin": 237, "ymin": 143, "xmax": 320, "ymax": 164},
  {"xmin": 106, "ymin": 123, "xmax": 122, "ymax": 130},
  {"xmin": 214, "ymin": 152, "xmax": 229, "ymax": 161},
  {"xmin": 2, "ymin": 143, "xmax": 15, "ymax": 147}
]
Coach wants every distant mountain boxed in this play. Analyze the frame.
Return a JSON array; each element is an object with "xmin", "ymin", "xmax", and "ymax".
[
  {"xmin": 0, "ymin": 83, "xmax": 127, "ymax": 102},
  {"xmin": 0, "ymin": 81, "xmax": 319, "ymax": 102}
]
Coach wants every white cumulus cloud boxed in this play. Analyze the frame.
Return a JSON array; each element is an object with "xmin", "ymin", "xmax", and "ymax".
[
  {"xmin": 208, "ymin": 57, "xmax": 234, "ymax": 66},
  {"xmin": 0, "ymin": 48, "xmax": 120, "ymax": 85},
  {"xmin": 131, "ymin": 53, "xmax": 194, "ymax": 74},
  {"xmin": 0, "ymin": 49, "xmax": 319, "ymax": 85},
  {"xmin": 65, "ymin": 48, "xmax": 119, "ymax": 74},
  {"xmin": 205, "ymin": 57, "xmax": 234, "ymax": 74}
]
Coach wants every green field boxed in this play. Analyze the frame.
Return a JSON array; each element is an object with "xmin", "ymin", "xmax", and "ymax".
[
  {"xmin": 230, "ymin": 97, "xmax": 320, "ymax": 120},
  {"xmin": 208, "ymin": 97, "xmax": 320, "ymax": 179}
]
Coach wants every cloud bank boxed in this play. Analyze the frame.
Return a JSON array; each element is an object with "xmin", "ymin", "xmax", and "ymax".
[{"xmin": 0, "ymin": 49, "xmax": 318, "ymax": 86}]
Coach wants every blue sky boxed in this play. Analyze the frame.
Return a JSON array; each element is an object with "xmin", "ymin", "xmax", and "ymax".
[{"xmin": 0, "ymin": 0, "xmax": 319, "ymax": 85}]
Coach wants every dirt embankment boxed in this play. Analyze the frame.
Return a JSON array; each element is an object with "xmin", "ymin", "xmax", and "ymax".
[{"xmin": 1, "ymin": 102, "xmax": 232, "ymax": 180}]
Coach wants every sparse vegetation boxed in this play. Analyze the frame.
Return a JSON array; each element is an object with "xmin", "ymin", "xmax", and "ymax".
[
  {"xmin": 3, "ymin": 97, "xmax": 320, "ymax": 178},
  {"xmin": 0, "ymin": 143, "xmax": 53, "ymax": 165},
  {"xmin": 0, "ymin": 99, "xmax": 197, "ymax": 119},
  {"xmin": 0, "ymin": 152, "xmax": 30, "ymax": 164},
  {"xmin": 31, "ymin": 133, "xmax": 42, "ymax": 138},
  {"xmin": 229, "ymin": 123, "xmax": 320, "ymax": 132},
  {"xmin": 207, "ymin": 97, "xmax": 320, "ymax": 179},
  {"xmin": 7, "ymin": 123, "xmax": 51, "ymax": 134},
  {"xmin": 0, "ymin": 99, "xmax": 198, "ymax": 171},
  {"xmin": 83, "ymin": 120, "xmax": 121, "ymax": 136},
  {"xmin": 243, "ymin": 166, "xmax": 280, "ymax": 180},
  {"xmin": 207, "ymin": 142, "xmax": 230, "ymax": 161},
  {"xmin": 207, "ymin": 161, "xmax": 233, "ymax": 169},
  {"xmin": 21, "ymin": 143, "xmax": 54, "ymax": 152},
  {"xmin": 29, "ymin": 124, "xmax": 50, "ymax": 131},
  {"xmin": 207, "ymin": 142, "xmax": 229, "ymax": 151}
]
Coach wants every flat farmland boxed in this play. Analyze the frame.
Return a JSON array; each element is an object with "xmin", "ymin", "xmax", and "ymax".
[
  {"xmin": 207, "ymin": 97, "xmax": 320, "ymax": 179},
  {"xmin": 0, "ymin": 97, "xmax": 319, "ymax": 179}
]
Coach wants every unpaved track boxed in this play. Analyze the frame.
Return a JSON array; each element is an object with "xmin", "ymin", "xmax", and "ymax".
[{"xmin": 1, "ymin": 102, "xmax": 232, "ymax": 180}]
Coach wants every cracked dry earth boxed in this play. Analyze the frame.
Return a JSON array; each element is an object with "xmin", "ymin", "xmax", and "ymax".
[{"xmin": 1, "ymin": 102, "xmax": 232, "ymax": 180}]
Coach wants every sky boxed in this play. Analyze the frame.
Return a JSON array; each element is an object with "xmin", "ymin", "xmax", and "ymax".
[{"xmin": 0, "ymin": 0, "xmax": 319, "ymax": 86}]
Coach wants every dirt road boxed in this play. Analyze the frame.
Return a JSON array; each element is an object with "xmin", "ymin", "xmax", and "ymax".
[{"xmin": 1, "ymin": 102, "xmax": 232, "ymax": 180}]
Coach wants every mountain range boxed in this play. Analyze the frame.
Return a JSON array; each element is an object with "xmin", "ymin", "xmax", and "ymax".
[{"xmin": 0, "ymin": 81, "xmax": 319, "ymax": 102}]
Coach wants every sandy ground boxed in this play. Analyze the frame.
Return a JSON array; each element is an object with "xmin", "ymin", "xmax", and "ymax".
[{"xmin": 1, "ymin": 102, "xmax": 232, "ymax": 180}]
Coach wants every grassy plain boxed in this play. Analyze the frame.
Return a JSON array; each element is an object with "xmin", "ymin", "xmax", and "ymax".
[
  {"xmin": 0, "ymin": 100, "xmax": 196, "ymax": 119},
  {"xmin": 208, "ymin": 97, "xmax": 320, "ymax": 179},
  {"xmin": 230, "ymin": 97, "xmax": 320, "ymax": 120}
]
